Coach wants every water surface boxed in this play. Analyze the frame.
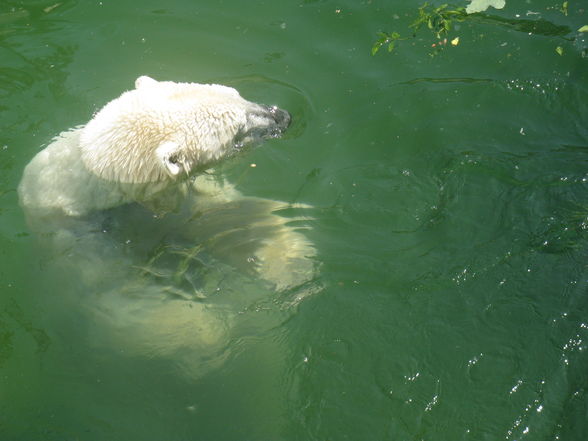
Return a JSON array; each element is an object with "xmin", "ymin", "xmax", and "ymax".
[{"xmin": 1, "ymin": 1, "xmax": 587, "ymax": 440}]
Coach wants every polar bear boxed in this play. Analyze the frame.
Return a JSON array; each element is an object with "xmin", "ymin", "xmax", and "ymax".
[
  {"xmin": 19, "ymin": 75, "xmax": 291, "ymax": 218},
  {"xmin": 18, "ymin": 76, "xmax": 318, "ymax": 379},
  {"xmin": 19, "ymin": 75, "xmax": 315, "ymax": 280}
]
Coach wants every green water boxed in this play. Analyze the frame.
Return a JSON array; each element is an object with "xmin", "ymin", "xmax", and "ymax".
[{"xmin": 1, "ymin": 0, "xmax": 588, "ymax": 440}]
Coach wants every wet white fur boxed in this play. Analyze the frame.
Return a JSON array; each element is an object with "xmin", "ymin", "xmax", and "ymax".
[{"xmin": 18, "ymin": 76, "xmax": 278, "ymax": 219}]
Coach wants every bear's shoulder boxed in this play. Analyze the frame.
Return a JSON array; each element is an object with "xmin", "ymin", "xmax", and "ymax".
[{"xmin": 18, "ymin": 128, "xmax": 130, "ymax": 221}]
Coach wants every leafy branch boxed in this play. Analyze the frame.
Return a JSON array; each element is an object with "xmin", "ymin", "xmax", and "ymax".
[
  {"xmin": 409, "ymin": 3, "xmax": 467, "ymax": 38},
  {"xmin": 372, "ymin": 0, "xmax": 587, "ymax": 56},
  {"xmin": 371, "ymin": 31, "xmax": 403, "ymax": 55},
  {"xmin": 372, "ymin": 3, "xmax": 467, "ymax": 55}
]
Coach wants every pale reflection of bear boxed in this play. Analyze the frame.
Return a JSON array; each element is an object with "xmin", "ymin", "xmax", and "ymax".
[{"xmin": 18, "ymin": 76, "xmax": 318, "ymax": 379}]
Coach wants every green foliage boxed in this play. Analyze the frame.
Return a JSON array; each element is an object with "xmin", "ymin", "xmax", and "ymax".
[
  {"xmin": 409, "ymin": 3, "xmax": 467, "ymax": 38},
  {"xmin": 372, "ymin": 0, "xmax": 582, "ymax": 57},
  {"xmin": 371, "ymin": 31, "xmax": 402, "ymax": 55},
  {"xmin": 371, "ymin": 2, "xmax": 466, "ymax": 55}
]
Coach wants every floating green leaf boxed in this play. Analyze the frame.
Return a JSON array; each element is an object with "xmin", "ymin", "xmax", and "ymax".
[
  {"xmin": 371, "ymin": 31, "xmax": 403, "ymax": 55},
  {"xmin": 466, "ymin": 0, "xmax": 506, "ymax": 14},
  {"xmin": 409, "ymin": 3, "xmax": 466, "ymax": 39},
  {"xmin": 579, "ymin": 25, "xmax": 588, "ymax": 33},
  {"xmin": 556, "ymin": 46, "xmax": 564, "ymax": 56}
]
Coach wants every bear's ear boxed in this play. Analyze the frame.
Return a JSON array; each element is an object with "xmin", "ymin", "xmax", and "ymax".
[
  {"xmin": 156, "ymin": 141, "xmax": 186, "ymax": 177},
  {"xmin": 135, "ymin": 76, "xmax": 158, "ymax": 89}
]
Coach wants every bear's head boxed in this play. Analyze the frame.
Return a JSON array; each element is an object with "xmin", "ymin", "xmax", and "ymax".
[{"xmin": 79, "ymin": 76, "xmax": 291, "ymax": 184}]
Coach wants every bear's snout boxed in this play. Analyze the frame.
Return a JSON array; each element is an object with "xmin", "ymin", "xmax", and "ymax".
[
  {"xmin": 249, "ymin": 104, "xmax": 291, "ymax": 135},
  {"xmin": 235, "ymin": 103, "xmax": 291, "ymax": 150},
  {"xmin": 266, "ymin": 105, "xmax": 291, "ymax": 132}
]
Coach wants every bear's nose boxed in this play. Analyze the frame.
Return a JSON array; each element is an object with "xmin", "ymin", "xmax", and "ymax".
[{"xmin": 265, "ymin": 105, "xmax": 291, "ymax": 131}]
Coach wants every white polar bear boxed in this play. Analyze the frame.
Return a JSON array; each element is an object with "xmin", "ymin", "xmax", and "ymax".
[
  {"xmin": 18, "ymin": 76, "xmax": 318, "ymax": 379},
  {"xmin": 19, "ymin": 75, "xmax": 291, "ymax": 218}
]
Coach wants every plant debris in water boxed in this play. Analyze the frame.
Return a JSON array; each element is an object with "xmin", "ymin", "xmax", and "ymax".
[
  {"xmin": 372, "ymin": 1, "xmax": 583, "ymax": 57},
  {"xmin": 372, "ymin": 3, "xmax": 467, "ymax": 55}
]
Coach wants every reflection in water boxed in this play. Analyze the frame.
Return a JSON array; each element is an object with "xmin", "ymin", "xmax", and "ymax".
[
  {"xmin": 0, "ymin": 298, "xmax": 51, "ymax": 367},
  {"xmin": 471, "ymin": 14, "xmax": 572, "ymax": 37},
  {"xmin": 0, "ymin": 1, "xmax": 79, "ymax": 196},
  {"xmin": 0, "ymin": 2, "xmax": 78, "ymax": 384}
]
